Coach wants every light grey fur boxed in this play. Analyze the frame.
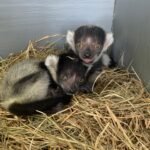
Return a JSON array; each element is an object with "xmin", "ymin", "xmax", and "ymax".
[{"xmin": 0, "ymin": 58, "xmax": 52, "ymax": 109}]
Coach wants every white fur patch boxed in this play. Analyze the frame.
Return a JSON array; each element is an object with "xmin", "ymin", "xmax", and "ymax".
[
  {"xmin": 66, "ymin": 56, "xmax": 76, "ymax": 60},
  {"xmin": 66, "ymin": 30, "xmax": 76, "ymax": 52},
  {"xmin": 102, "ymin": 32, "xmax": 114, "ymax": 52},
  {"xmin": 45, "ymin": 55, "xmax": 58, "ymax": 67},
  {"xmin": 101, "ymin": 53, "xmax": 111, "ymax": 67},
  {"xmin": 45, "ymin": 55, "xmax": 59, "ymax": 82},
  {"xmin": 87, "ymin": 37, "xmax": 92, "ymax": 44},
  {"xmin": 92, "ymin": 32, "xmax": 114, "ymax": 64}
]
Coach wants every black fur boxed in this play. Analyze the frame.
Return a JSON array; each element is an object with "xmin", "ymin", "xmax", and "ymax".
[
  {"xmin": 9, "ymin": 95, "xmax": 72, "ymax": 116},
  {"xmin": 73, "ymin": 26, "xmax": 106, "ymax": 61},
  {"xmin": 108, "ymin": 55, "xmax": 117, "ymax": 68},
  {"xmin": 57, "ymin": 53, "xmax": 85, "ymax": 74},
  {"xmin": 66, "ymin": 25, "xmax": 115, "ymax": 92},
  {"xmin": 6, "ymin": 60, "xmax": 73, "ymax": 116},
  {"xmin": 74, "ymin": 25, "xmax": 106, "ymax": 45},
  {"xmin": 78, "ymin": 58, "xmax": 103, "ymax": 92},
  {"xmin": 78, "ymin": 56, "xmax": 117, "ymax": 92},
  {"xmin": 3, "ymin": 53, "xmax": 88, "ymax": 116},
  {"xmin": 57, "ymin": 53, "xmax": 87, "ymax": 94}
]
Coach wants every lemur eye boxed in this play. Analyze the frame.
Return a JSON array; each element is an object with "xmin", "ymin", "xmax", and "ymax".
[
  {"xmin": 95, "ymin": 44, "xmax": 101, "ymax": 49},
  {"xmin": 79, "ymin": 78, "xmax": 84, "ymax": 83},
  {"xmin": 76, "ymin": 43, "xmax": 81, "ymax": 49},
  {"xmin": 76, "ymin": 41, "xmax": 86, "ymax": 49}
]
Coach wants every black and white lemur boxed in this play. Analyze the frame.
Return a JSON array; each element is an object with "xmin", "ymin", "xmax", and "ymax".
[
  {"xmin": 66, "ymin": 25, "xmax": 115, "ymax": 92},
  {"xmin": 0, "ymin": 53, "xmax": 87, "ymax": 116}
]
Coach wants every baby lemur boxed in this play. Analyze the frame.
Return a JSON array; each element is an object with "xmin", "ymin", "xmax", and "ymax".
[
  {"xmin": 0, "ymin": 53, "xmax": 87, "ymax": 116},
  {"xmin": 66, "ymin": 25, "xmax": 115, "ymax": 92}
]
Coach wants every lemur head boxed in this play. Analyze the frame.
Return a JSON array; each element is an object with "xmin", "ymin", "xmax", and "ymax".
[
  {"xmin": 66, "ymin": 25, "xmax": 114, "ymax": 65},
  {"xmin": 45, "ymin": 54, "xmax": 87, "ymax": 95}
]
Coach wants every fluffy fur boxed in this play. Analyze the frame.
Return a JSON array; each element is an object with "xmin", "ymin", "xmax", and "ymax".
[
  {"xmin": 66, "ymin": 25, "xmax": 115, "ymax": 92},
  {"xmin": 0, "ymin": 53, "xmax": 87, "ymax": 116},
  {"xmin": 0, "ymin": 58, "xmax": 69, "ymax": 115},
  {"xmin": 66, "ymin": 25, "xmax": 114, "ymax": 67}
]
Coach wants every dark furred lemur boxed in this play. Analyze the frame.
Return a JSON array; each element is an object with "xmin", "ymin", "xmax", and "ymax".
[
  {"xmin": 0, "ymin": 53, "xmax": 87, "ymax": 116},
  {"xmin": 66, "ymin": 25, "xmax": 114, "ymax": 92}
]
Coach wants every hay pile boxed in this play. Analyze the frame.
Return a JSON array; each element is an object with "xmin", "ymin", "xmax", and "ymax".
[{"xmin": 0, "ymin": 35, "xmax": 150, "ymax": 150}]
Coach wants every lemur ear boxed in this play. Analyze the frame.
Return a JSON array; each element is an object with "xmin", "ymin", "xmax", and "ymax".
[
  {"xmin": 45, "ymin": 55, "xmax": 59, "ymax": 68},
  {"xmin": 102, "ymin": 32, "xmax": 114, "ymax": 52},
  {"xmin": 66, "ymin": 30, "xmax": 76, "ymax": 52},
  {"xmin": 45, "ymin": 55, "xmax": 59, "ymax": 82}
]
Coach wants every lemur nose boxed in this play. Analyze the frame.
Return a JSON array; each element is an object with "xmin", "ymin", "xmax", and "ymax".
[{"xmin": 83, "ymin": 50, "xmax": 91, "ymax": 58}]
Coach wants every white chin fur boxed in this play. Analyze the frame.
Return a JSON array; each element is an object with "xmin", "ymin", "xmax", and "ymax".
[{"xmin": 45, "ymin": 55, "xmax": 59, "ymax": 82}]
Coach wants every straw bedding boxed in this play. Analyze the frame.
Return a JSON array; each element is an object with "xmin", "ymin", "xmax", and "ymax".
[{"xmin": 0, "ymin": 35, "xmax": 150, "ymax": 150}]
